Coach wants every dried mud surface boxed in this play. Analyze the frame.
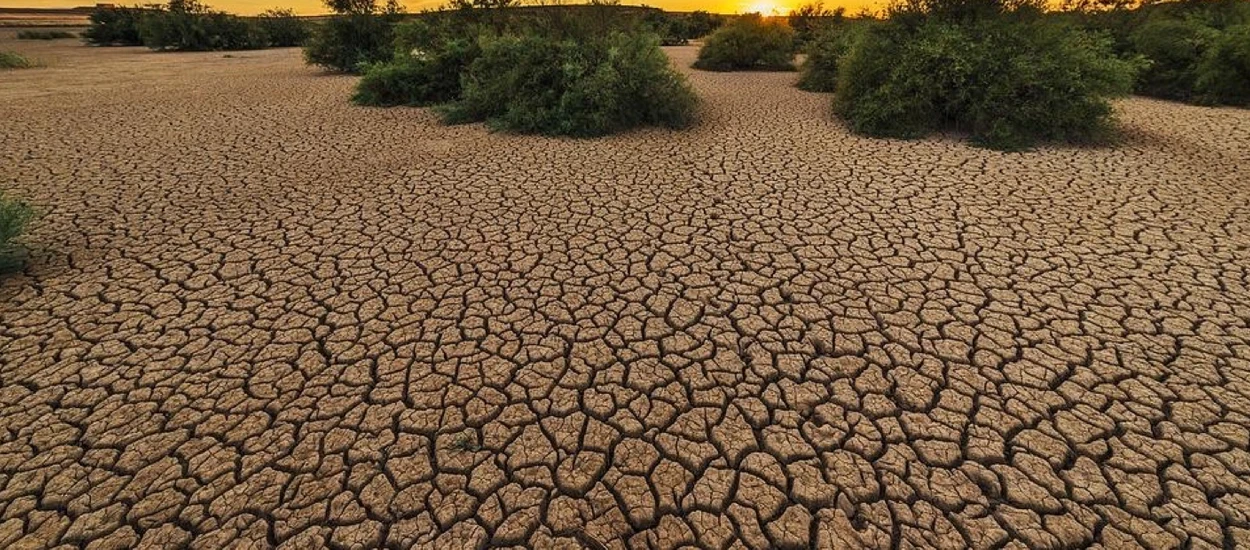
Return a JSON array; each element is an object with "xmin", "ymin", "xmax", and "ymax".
[{"xmin": 3, "ymin": 37, "xmax": 1250, "ymax": 549}]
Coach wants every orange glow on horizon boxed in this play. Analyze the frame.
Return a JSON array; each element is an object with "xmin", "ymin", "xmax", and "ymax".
[{"xmin": 0, "ymin": 0, "xmax": 887, "ymax": 17}]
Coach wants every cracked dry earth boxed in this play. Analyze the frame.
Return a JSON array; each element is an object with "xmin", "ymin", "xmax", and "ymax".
[{"xmin": 3, "ymin": 35, "xmax": 1250, "ymax": 550}]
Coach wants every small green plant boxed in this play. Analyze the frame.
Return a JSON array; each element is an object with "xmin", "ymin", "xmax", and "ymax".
[
  {"xmin": 0, "ymin": 51, "xmax": 35, "ymax": 69},
  {"xmin": 16, "ymin": 30, "xmax": 78, "ymax": 40},
  {"xmin": 256, "ymin": 8, "xmax": 309, "ymax": 47},
  {"xmin": 441, "ymin": 31, "xmax": 698, "ymax": 137},
  {"xmin": 0, "ymin": 191, "xmax": 35, "ymax": 273},
  {"xmin": 693, "ymin": 14, "xmax": 795, "ymax": 71},
  {"xmin": 447, "ymin": 431, "xmax": 481, "ymax": 452}
]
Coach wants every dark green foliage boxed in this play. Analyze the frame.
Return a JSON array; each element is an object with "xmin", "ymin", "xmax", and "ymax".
[
  {"xmin": 139, "ymin": 8, "xmax": 268, "ymax": 51},
  {"xmin": 0, "ymin": 190, "xmax": 35, "ymax": 273},
  {"xmin": 796, "ymin": 23, "xmax": 864, "ymax": 92},
  {"xmin": 1196, "ymin": 24, "xmax": 1250, "ymax": 105},
  {"xmin": 788, "ymin": 2, "xmax": 844, "ymax": 47},
  {"xmin": 353, "ymin": 34, "xmax": 477, "ymax": 106},
  {"xmin": 834, "ymin": 18, "xmax": 1140, "ymax": 150},
  {"xmin": 303, "ymin": 14, "xmax": 396, "ymax": 72},
  {"xmin": 1130, "ymin": 18, "xmax": 1215, "ymax": 101},
  {"xmin": 441, "ymin": 32, "xmax": 697, "ymax": 136},
  {"xmin": 0, "ymin": 51, "xmax": 34, "ymax": 69},
  {"xmin": 1067, "ymin": 0, "xmax": 1250, "ymax": 106},
  {"xmin": 84, "ymin": 6, "xmax": 149, "ymax": 46},
  {"xmin": 693, "ymin": 14, "xmax": 795, "ymax": 71},
  {"xmin": 16, "ymin": 30, "xmax": 77, "ymax": 40},
  {"xmin": 684, "ymin": 10, "xmax": 724, "ymax": 38},
  {"xmin": 257, "ymin": 9, "xmax": 309, "ymax": 47}
]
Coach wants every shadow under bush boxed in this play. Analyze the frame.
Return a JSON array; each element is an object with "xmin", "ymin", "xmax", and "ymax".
[
  {"xmin": 834, "ymin": 17, "xmax": 1140, "ymax": 150},
  {"xmin": 693, "ymin": 14, "xmax": 795, "ymax": 71},
  {"xmin": 16, "ymin": 30, "xmax": 77, "ymax": 40},
  {"xmin": 440, "ymin": 32, "xmax": 697, "ymax": 136}
]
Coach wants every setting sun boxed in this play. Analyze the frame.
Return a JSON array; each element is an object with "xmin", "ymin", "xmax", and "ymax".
[{"xmin": 743, "ymin": 1, "xmax": 785, "ymax": 14}]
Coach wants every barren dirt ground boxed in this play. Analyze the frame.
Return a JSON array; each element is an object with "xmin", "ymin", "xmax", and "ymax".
[{"xmin": 3, "ymin": 33, "xmax": 1250, "ymax": 549}]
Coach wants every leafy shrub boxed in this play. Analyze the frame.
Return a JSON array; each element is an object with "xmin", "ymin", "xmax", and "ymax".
[
  {"xmin": 796, "ymin": 23, "xmax": 864, "ymax": 92},
  {"xmin": 139, "ymin": 9, "xmax": 268, "ymax": 51},
  {"xmin": 684, "ymin": 10, "xmax": 724, "ymax": 38},
  {"xmin": 84, "ymin": 6, "xmax": 149, "ymax": 46},
  {"xmin": 16, "ymin": 30, "xmax": 77, "ymax": 40},
  {"xmin": 441, "ymin": 32, "xmax": 697, "ymax": 136},
  {"xmin": 1195, "ymin": 24, "xmax": 1250, "ymax": 105},
  {"xmin": 0, "ymin": 51, "xmax": 34, "ymax": 69},
  {"xmin": 353, "ymin": 36, "xmax": 478, "ymax": 106},
  {"xmin": 0, "ymin": 191, "xmax": 35, "ymax": 272},
  {"xmin": 834, "ymin": 18, "xmax": 1140, "ymax": 149},
  {"xmin": 694, "ymin": 14, "xmax": 795, "ymax": 71},
  {"xmin": 788, "ymin": 2, "xmax": 844, "ymax": 48},
  {"xmin": 256, "ymin": 9, "xmax": 309, "ymax": 47},
  {"xmin": 1130, "ymin": 17, "xmax": 1215, "ymax": 101},
  {"xmin": 304, "ymin": 14, "xmax": 395, "ymax": 72}
]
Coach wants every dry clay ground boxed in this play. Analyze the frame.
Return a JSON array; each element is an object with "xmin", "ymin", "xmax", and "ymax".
[{"xmin": 2, "ymin": 33, "xmax": 1250, "ymax": 550}]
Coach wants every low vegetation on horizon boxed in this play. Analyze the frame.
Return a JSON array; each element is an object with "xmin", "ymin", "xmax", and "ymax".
[
  {"xmin": 321, "ymin": 0, "xmax": 701, "ymax": 137},
  {"xmin": 82, "ymin": 1, "xmax": 308, "ymax": 51}
]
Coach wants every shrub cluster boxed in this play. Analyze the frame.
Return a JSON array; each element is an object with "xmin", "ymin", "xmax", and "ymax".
[
  {"xmin": 441, "ymin": 32, "xmax": 697, "ymax": 136},
  {"xmin": 1072, "ymin": 0, "xmax": 1250, "ymax": 106},
  {"xmin": 304, "ymin": 14, "xmax": 397, "ymax": 71},
  {"xmin": 788, "ymin": 2, "xmax": 845, "ymax": 48},
  {"xmin": 694, "ymin": 14, "xmax": 795, "ymax": 71},
  {"xmin": 351, "ymin": 10, "xmax": 698, "ymax": 137},
  {"xmin": 0, "ymin": 51, "xmax": 35, "ymax": 69},
  {"xmin": 139, "ymin": 3, "xmax": 268, "ymax": 51},
  {"xmin": 830, "ymin": 3, "xmax": 1141, "ymax": 150},
  {"xmin": 257, "ymin": 9, "xmax": 310, "ymax": 47},
  {"xmin": 795, "ymin": 22, "xmax": 864, "ymax": 92},
  {"xmin": 83, "ymin": 6, "xmax": 150, "ymax": 46},
  {"xmin": 0, "ymin": 190, "xmax": 35, "ymax": 273},
  {"xmin": 84, "ymin": 2, "xmax": 307, "ymax": 51},
  {"xmin": 16, "ymin": 30, "xmax": 78, "ymax": 40}
]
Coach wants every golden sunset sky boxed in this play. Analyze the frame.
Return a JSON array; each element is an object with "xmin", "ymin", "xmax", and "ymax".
[{"xmin": 0, "ymin": 0, "xmax": 886, "ymax": 16}]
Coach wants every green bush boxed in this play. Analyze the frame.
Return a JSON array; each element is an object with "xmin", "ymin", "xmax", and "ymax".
[
  {"xmin": 441, "ymin": 32, "xmax": 697, "ymax": 136},
  {"xmin": 16, "ymin": 30, "xmax": 77, "ymax": 40},
  {"xmin": 256, "ymin": 9, "xmax": 309, "ymax": 47},
  {"xmin": 353, "ymin": 36, "xmax": 478, "ymax": 106},
  {"xmin": 84, "ymin": 6, "xmax": 149, "ymax": 46},
  {"xmin": 1130, "ymin": 18, "xmax": 1215, "ymax": 102},
  {"xmin": 1196, "ymin": 24, "xmax": 1250, "ymax": 105},
  {"xmin": 139, "ymin": 10, "xmax": 267, "ymax": 51},
  {"xmin": 0, "ymin": 51, "xmax": 34, "ymax": 69},
  {"xmin": 685, "ymin": 10, "xmax": 724, "ymax": 38},
  {"xmin": 834, "ymin": 19, "xmax": 1140, "ymax": 150},
  {"xmin": 0, "ymin": 191, "xmax": 35, "ymax": 272},
  {"xmin": 304, "ymin": 14, "xmax": 395, "ymax": 72},
  {"xmin": 796, "ymin": 23, "xmax": 864, "ymax": 92},
  {"xmin": 789, "ymin": 2, "xmax": 845, "ymax": 48},
  {"xmin": 694, "ymin": 14, "xmax": 795, "ymax": 71}
]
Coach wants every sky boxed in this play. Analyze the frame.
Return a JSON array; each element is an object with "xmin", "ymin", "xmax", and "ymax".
[{"xmin": 0, "ymin": 0, "xmax": 885, "ymax": 17}]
